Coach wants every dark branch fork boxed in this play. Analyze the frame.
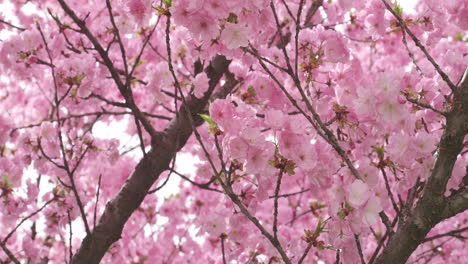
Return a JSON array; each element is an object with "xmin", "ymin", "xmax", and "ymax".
[
  {"xmin": 69, "ymin": 53, "xmax": 233, "ymax": 263},
  {"xmin": 372, "ymin": 1, "xmax": 468, "ymax": 263},
  {"xmin": 50, "ymin": 1, "xmax": 236, "ymax": 263}
]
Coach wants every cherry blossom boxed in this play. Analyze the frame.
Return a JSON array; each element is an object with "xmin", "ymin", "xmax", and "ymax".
[{"xmin": 0, "ymin": 0, "xmax": 466, "ymax": 264}]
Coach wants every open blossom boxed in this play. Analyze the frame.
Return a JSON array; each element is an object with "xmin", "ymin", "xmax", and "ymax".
[
  {"xmin": 265, "ymin": 108, "xmax": 285, "ymax": 130},
  {"xmin": 245, "ymin": 144, "xmax": 273, "ymax": 175},
  {"xmin": 0, "ymin": 116, "xmax": 11, "ymax": 145},
  {"xmin": 40, "ymin": 122, "xmax": 56, "ymax": 142},
  {"xmin": 323, "ymin": 35, "xmax": 349, "ymax": 63},
  {"xmin": 209, "ymin": 99, "xmax": 236, "ymax": 131},
  {"xmin": 347, "ymin": 180, "xmax": 370, "ymax": 207},
  {"xmin": 193, "ymin": 72, "xmax": 209, "ymax": 98},
  {"xmin": 187, "ymin": 13, "xmax": 219, "ymax": 41},
  {"xmin": 362, "ymin": 195, "xmax": 383, "ymax": 225},
  {"xmin": 278, "ymin": 131, "xmax": 303, "ymax": 160},
  {"xmin": 377, "ymin": 96, "xmax": 405, "ymax": 124},
  {"xmin": 224, "ymin": 136, "xmax": 249, "ymax": 160},
  {"xmin": 354, "ymin": 85, "xmax": 377, "ymax": 118},
  {"xmin": 364, "ymin": 0, "xmax": 388, "ymax": 38},
  {"xmin": 293, "ymin": 143, "xmax": 316, "ymax": 171},
  {"xmin": 221, "ymin": 23, "xmax": 249, "ymax": 49},
  {"xmin": 127, "ymin": 0, "xmax": 152, "ymax": 25},
  {"xmin": 413, "ymin": 132, "xmax": 437, "ymax": 154}
]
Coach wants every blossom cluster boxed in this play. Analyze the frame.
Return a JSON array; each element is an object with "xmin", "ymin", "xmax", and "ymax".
[{"xmin": 0, "ymin": 0, "xmax": 467, "ymax": 263}]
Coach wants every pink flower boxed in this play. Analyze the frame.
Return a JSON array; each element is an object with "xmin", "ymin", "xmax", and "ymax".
[
  {"xmin": 204, "ymin": 0, "xmax": 228, "ymax": 19},
  {"xmin": 221, "ymin": 23, "xmax": 249, "ymax": 49},
  {"xmin": 278, "ymin": 131, "xmax": 301, "ymax": 158},
  {"xmin": 245, "ymin": 145, "xmax": 273, "ymax": 175},
  {"xmin": 22, "ymin": 237, "xmax": 40, "ymax": 263},
  {"xmin": 347, "ymin": 180, "xmax": 370, "ymax": 207},
  {"xmin": 187, "ymin": 13, "xmax": 219, "ymax": 41},
  {"xmin": 324, "ymin": 35, "xmax": 349, "ymax": 63},
  {"xmin": 209, "ymin": 99, "xmax": 235, "ymax": 126},
  {"xmin": 127, "ymin": 0, "xmax": 151, "ymax": 25},
  {"xmin": 293, "ymin": 143, "xmax": 316, "ymax": 171},
  {"xmin": 377, "ymin": 96, "xmax": 405, "ymax": 124},
  {"xmin": 412, "ymin": 132, "xmax": 437, "ymax": 154},
  {"xmin": 0, "ymin": 116, "xmax": 11, "ymax": 145},
  {"xmin": 225, "ymin": 136, "xmax": 249, "ymax": 160},
  {"xmin": 362, "ymin": 195, "xmax": 382, "ymax": 225},
  {"xmin": 40, "ymin": 122, "xmax": 56, "ymax": 142},
  {"xmin": 200, "ymin": 217, "xmax": 226, "ymax": 237},
  {"xmin": 193, "ymin": 72, "xmax": 210, "ymax": 98},
  {"xmin": 265, "ymin": 109, "xmax": 285, "ymax": 130}
]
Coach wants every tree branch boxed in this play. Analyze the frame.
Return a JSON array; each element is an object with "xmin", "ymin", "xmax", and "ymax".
[
  {"xmin": 0, "ymin": 241, "xmax": 21, "ymax": 264},
  {"xmin": 423, "ymin": 226, "xmax": 468, "ymax": 242},
  {"xmin": 381, "ymin": 0, "xmax": 456, "ymax": 91},
  {"xmin": 374, "ymin": 67, "xmax": 468, "ymax": 263},
  {"xmin": 70, "ymin": 55, "xmax": 231, "ymax": 264}
]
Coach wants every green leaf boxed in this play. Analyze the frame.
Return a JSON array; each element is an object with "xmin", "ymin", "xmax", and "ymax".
[
  {"xmin": 393, "ymin": 1, "xmax": 403, "ymax": 17},
  {"xmin": 199, "ymin": 114, "xmax": 222, "ymax": 134},
  {"xmin": 373, "ymin": 145, "xmax": 385, "ymax": 160},
  {"xmin": 163, "ymin": 0, "xmax": 172, "ymax": 8},
  {"xmin": 284, "ymin": 159, "xmax": 297, "ymax": 176},
  {"xmin": 454, "ymin": 32, "xmax": 466, "ymax": 42},
  {"xmin": 247, "ymin": 85, "xmax": 256, "ymax": 97},
  {"xmin": 135, "ymin": 59, "xmax": 144, "ymax": 69},
  {"xmin": 152, "ymin": 6, "xmax": 169, "ymax": 16},
  {"xmin": 227, "ymin": 13, "xmax": 238, "ymax": 24},
  {"xmin": 3, "ymin": 174, "xmax": 13, "ymax": 188},
  {"xmin": 72, "ymin": 73, "xmax": 86, "ymax": 85},
  {"xmin": 199, "ymin": 114, "xmax": 216, "ymax": 126}
]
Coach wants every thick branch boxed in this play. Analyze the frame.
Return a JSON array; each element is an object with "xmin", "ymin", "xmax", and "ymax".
[
  {"xmin": 375, "ymin": 68, "xmax": 468, "ymax": 263},
  {"xmin": 442, "ymin": 188, "xmax": 468, "ymax": 219},
  {"xmin": 303, "ymin": 0, "xmax": 323, "ymax": 27},
  {"xmin": 70, "ymin": 55, "xmax": 231, "ymax": 264}
]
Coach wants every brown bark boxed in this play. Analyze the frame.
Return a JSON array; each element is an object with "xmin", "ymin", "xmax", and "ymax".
[
  {"xmin": 71, "ymin": 55, "xmax": 234, "ymax": 264},
  {"xmin": 374, "ymin": 68, "xmax": 468, "ymax": 264}
]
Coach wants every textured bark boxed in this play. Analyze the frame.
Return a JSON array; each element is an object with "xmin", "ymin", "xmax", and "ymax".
[
  {"xmin": 375, "ymin": 68, "xmax": 468, "ymax": 264},
  {"xmin": 71, "ymin": 55, "xmax": 233, "ymax": 264}
]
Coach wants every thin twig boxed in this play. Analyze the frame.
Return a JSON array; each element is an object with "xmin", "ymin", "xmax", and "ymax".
[
  {"xmin": 298, "ymin": 243, "xmax": 313, "ymax": 264},
  {"xmin": 147, "ymin": 155, "xmax": 177, "ymax": 194},
  {"xmin": 381, "ymin": 0, "xmax": 456, "ymax": 91},
  {"xmin": 93, "ymin": 174, "xmax": 102, "ymax": 228},
  {"xmin": 172, "ymin": 170, "xmax": 222, "ymax": 193},
  {"xmin": 355, "ymin": 234, "xmax": 366, "ymax": 264},
  {"xmin": 273, "ymin": 169, "xmax": 284, "ymax": 239},
  {"xmin": 221, "ymin": 234, "xmax": 227, "ymax": 264},
  {"xmin": 37, "ymin": 21, "xmax": 92, "ymax": 235},
  {"xmin": 2, "ymin": 198, "xmax": 55, "ymax": 244},
  {"xmin": 268, "ymin": 188, "xmax": 310, "ymax": 199},
  {"xmin": 105, "ymin": 0, "xmax": 128, "ymax": 80},
  {"xmin": 0, "ymin": 18, "xmax": 26, "ymax": 31},
  {"xmin": 423, "ymin": 226, "xmax": 468, "ymax": 242},
  {"xmin": 380, "ymin": 168, "xmax": 400, "ymax": 215},
  {"xmin": 0, "ymin": 241, "xmax": 21, "ymax": 264},
  {"xmin": 379, "ymin": 211, "xmax": 394, "ymax": 239},
  {"xmin": 67, "ymin": 210, "xmax": 73, "ymax": 262},
  {"xmin": 404, "ymin": 95, "xmax": 447, "ymax": 116},
  {"xmin": 303, "ymin": 0, "xmax": 323, "ymax": 28},
  {"xmin": 400, "ymin": 27, "xmax": 424, "ymax": 77}
]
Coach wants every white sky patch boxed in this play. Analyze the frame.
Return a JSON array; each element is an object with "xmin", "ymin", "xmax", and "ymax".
[{"xmin": 399, "ymin": 0, "xmax": 419, "ymax": 14}]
